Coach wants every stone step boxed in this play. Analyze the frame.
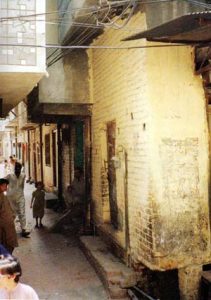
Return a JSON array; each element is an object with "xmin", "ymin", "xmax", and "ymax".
[{"xmin": 80, "ymin": 236, "xmax": 137, "ymax": 299}]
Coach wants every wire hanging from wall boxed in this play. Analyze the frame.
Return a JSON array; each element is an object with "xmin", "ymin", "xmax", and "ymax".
[{"xmin": 95, "ymin": 0, "xmax": 137, "ymax": 29}]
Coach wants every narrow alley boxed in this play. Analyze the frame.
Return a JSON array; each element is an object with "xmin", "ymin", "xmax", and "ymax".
[
  {"xmin": 3, "ymin": 1, "xmax": 211, "ymax": 299},
  {"xmin": 12, "ymin": 182, "xmax": 108, "ymax": 300}
]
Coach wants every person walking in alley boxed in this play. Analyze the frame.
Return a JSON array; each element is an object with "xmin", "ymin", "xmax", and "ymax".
[
  {"xmin": 0, "ymin": 178, "xmax": 18, "ymax": 254},
  {"xmin": 0, "ymin": 255, "xmax": 39, "ymax": 300},
  {"xmin": 30, "ymin": 181, "xmax": 45, "ymax": 228},
  {"xmin": 5, "ymin": 162, "xmax": 30, "ymax": 238},
  {"xmin": 8, "ymin": 156, "xmax": 16, "ymax": 174}
]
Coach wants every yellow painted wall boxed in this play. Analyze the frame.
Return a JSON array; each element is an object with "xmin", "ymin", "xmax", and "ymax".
[
  {"xmin": 42, "ymin": 124, "xmax": 57, "ymax": 192},
  {"xmin": 144, "ymin": 44, "xmax": 210, "ymax": 269},
  {"xmin": 89, "ymin": 11, "xmax": 210, "ymax": 270},
  {"xmin": 89, "ymin": 12, "xmax": 149, "ymax": 250}
]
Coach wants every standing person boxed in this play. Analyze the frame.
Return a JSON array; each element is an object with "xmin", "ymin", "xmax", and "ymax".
[
  {"xmin": 5, "ymin": 162, "xmax": 30, "ymax": 238},
  {"xmin": 0, "ymin": 178, "xmax": 18, "ymax": 254},
  {"xmin": 0, "ymin": 255, "xmax": 39, "ymax": 300},
  {"xmin": 8, "ymin": 156, "xmax": 16, "ymax": 174},
  {"xmin": 30, "ymin": 181, "xmax": 45, "ymax": 228}
]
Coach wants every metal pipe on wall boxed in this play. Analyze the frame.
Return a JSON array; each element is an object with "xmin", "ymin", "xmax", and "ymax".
[
  {"xmin": 57, "ymin": 123, "xmax": 63, "ymax": 205},
  {"xmin": 39, "ymin": 124, "xmax": 44, "ymax": 182},
  {"xmin": 27, "ymin": 130, "xmax": 31, "ymax": 181},
  {"xmin": 124, "ymin": 150, "xmax": 130, "ymax": 264}
]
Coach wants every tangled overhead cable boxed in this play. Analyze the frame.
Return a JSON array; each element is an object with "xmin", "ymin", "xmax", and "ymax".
[{"xmin": 95, "ymin": 0, "xmax": 137, "ymax": 29}]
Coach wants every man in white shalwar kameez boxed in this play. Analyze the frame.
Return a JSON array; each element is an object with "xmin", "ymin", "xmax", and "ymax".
[{"xmin": 5, "ymin": 162, "xmax": 30, "ymax": 238}]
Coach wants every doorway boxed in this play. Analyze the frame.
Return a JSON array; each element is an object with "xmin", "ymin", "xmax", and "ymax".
[{"xmin": 52, "ymin": 131, "xmax": 57, "ymax": 187}]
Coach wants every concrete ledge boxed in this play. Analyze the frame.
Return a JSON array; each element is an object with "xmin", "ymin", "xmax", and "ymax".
[{"xmin": 80, "ymin": 236, "xmax": 137, "ymax": 299}]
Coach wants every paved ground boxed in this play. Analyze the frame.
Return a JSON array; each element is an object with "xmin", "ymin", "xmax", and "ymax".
[{"xmin": 11, "ymin": 183, "xmax": 108, "ymax": 300}]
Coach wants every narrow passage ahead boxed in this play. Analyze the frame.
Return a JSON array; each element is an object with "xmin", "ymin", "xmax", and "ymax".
[{"xmin": 11, "ymin": 183, "xmax": 108, "ymax": 300}]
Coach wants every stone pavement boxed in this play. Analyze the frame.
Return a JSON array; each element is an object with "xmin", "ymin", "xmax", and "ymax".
[{"xmin": 13, "ymin": 183, "xmax": 108, "ymax": 300}]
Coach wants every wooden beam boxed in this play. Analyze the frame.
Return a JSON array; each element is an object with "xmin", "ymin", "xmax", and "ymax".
[
  {"xmin": 195, "ymin": 64, "xmax": 211, "ymax": 75},
  {"xmin": 42, "ymin": 103, "xmax": 92, "ymax": 116}
]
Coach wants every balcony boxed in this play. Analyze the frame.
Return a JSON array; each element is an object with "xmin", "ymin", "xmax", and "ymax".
[{"xmin": 0, "ymin": 0, "xmax": 46, "ymax": 117}]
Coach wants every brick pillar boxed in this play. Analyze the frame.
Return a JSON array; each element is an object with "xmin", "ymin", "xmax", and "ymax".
[{"xmin": 178, "ymin": 265, "xmax": 202, "ymax": 300}]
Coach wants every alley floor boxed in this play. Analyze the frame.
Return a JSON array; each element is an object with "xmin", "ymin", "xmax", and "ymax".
[{"xmin": 12, "ymin": 183, "xmax": 108, "ymax": 300}]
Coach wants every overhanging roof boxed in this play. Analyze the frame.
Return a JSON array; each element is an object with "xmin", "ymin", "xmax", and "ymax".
[
  {"xmin": 28, "ymin": 102, "xmax": 92, "ymax": 123},
  {"xmin": 123, "ymin": 11, "xmax": 211, "ymax": 43}
]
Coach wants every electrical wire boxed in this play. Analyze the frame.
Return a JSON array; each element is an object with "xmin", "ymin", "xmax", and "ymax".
[
  {"xmin": 0, "ymin": 43, "xmax": 189, "ymax": 49},
  {"xmin": 47, "ymin": 17, "xmax": 99, "ymax": 67},
  {"xmin": 0, "ymin": 3, "xmax": 117, "ymax": 23},
  {"xmin": 0, "ymin": 0, "xmax": 197, "ymax": 68},
  {"xmin": 0, "ymin": 0, "xmax": 182, "ymax": 23},
  {"xmin": 47, "ymin": 16, "xmax": 97, "ymax": 66},
  {"xmin": 0, "ymin": 18, "xmax": 142, "ymax": 32},
  {"xmin": 46, "ymin": 11, "xmax": 96, "ymax": 64},
  {"xmin": 47, "ymin": 25, "xmax": 102, "ymax": 67},
  {"xmin": 46, "ymin": 21, "xmax": 141, "ymax": 32},
  {"xmin": 47, "ymin": 0, "xmax": 137, "ymax": 66},
  {"xmin": 47, "ymin": 3, "xmax": 115, "ymax": 67},
  {"xmin": 185, "ymin": 0, "xmax": 211, "ymax": 9},
  {"xmin": 96, "ymin": 0, "xmax": 137, "ymax": 29}
]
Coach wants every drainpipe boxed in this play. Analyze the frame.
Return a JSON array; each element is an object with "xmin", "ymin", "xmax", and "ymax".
[
  {"xmin": 57, "ymin": 123, "xmax": 63, "ymax": 206},
  {"xmin": 15, "ymin": 126, "xmax": 18, "ymax": 157},
  {"xmin": 117, "ymin": 145, "xmax": 130, "ymax": 264},
  {"xmin": 27, "ymin": 130, "xmax": 31, "ymax": 181},
  {"xmin": 39, "ymin": 124, "xmax": 43, "ymax": 182},
  {"xmin": 85, "ymin": 117, "xmax": 92, "ymax": 231},
  {"xmin": 10, "ymin": 132, "xmax": 13, "ymax": 155},
  {"xmin": 124, "ymin": 150, "xmax": 130, "ymax": 265}
]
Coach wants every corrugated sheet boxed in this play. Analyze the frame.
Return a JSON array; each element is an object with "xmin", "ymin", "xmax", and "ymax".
[
  {"xmin": 144, "ymin": 0, "xmax": 205, "ymax": 29},
  {"xmin": 124, "ymin": 11, "xmax": 211, "ymax": 43}
]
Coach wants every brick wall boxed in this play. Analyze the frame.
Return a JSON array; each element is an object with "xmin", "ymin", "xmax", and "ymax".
[
  {"xmin": 89, "ymin": 10, "xmax": 211, "ymax": 270},
  {"xmin": 89, "ymin": 12, "xmax": 151, "ymax": 255}
]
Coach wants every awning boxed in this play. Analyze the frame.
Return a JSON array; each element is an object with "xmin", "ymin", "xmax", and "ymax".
[{"xmin": 123, "ymin": 11, "xmax": 211, "ymax": 44}]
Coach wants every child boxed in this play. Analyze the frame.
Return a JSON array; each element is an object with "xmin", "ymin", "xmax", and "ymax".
[
  {"xmin": 0, "ymin": 255, "xmax": 39, "ymax": 299},
  {"xmin": 30, "ymin": 182, "xmax": 45, "ymax": 228}
]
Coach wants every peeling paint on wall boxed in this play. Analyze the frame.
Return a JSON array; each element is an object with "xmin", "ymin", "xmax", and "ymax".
[{"xmin": 160, "ymin": 138, "xmax": 199, "ymax": 202}]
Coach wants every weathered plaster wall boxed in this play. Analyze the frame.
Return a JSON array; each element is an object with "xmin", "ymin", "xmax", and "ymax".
[
  {"xmin": 46, "ymin": 0, "xmax": 58, "ymax": 45},
  {"xmin": 90, "ymin": 12, "xmax": 149, "ymax": 250},
  {"xmin": 89, "ymin": 10, "xmax": 210, "ymax": 270},
  {"xmin": 39, "ymin": 50, "xmax": 91, "ymax": 104},
  {"xmin": 145, "ymin": 44, "xmax": 210, "ymax": 269},
  {"xmin": 42, "ymin": 124, "xmax": 57, "ymax": 191}
]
